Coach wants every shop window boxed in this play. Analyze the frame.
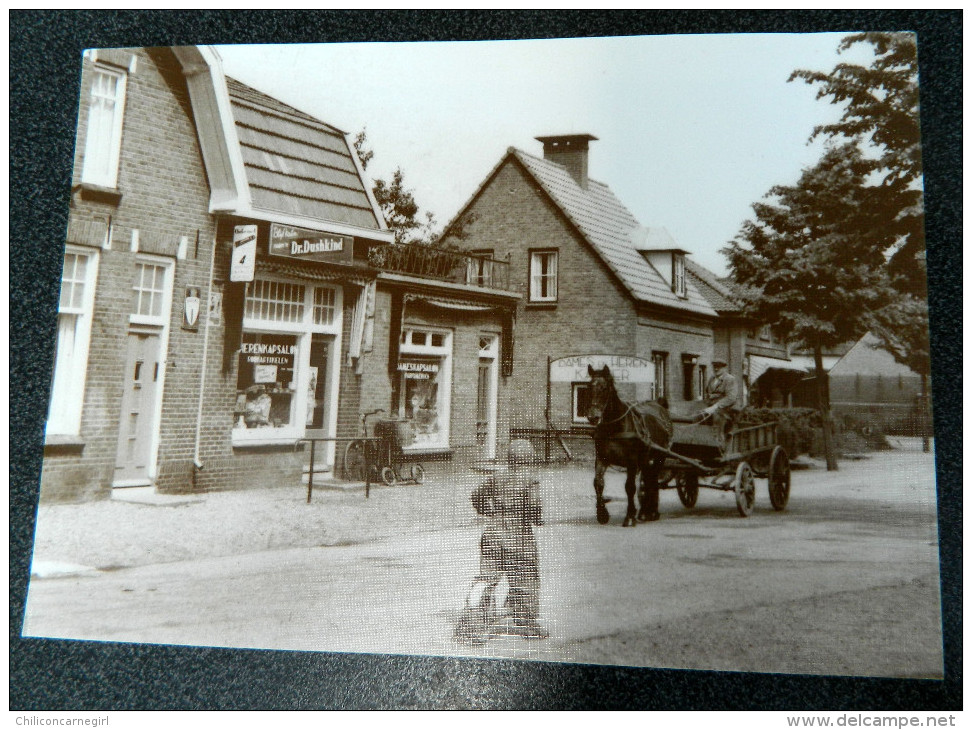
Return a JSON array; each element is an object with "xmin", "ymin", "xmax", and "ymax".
[
  {"xmin": 47, "ymin": 246, "xmax": 99, "ymax": 436},
  {"xmin": 572, "ymin": 383, "xmax": 592, "ymax": 423},
  {"xmin": 397, "ymin": 328, "xmax": 452, "ymax": 450},
  {"xmin": 235, "ymin": 332, "xmax": 298, "ymax": 431},
  {"xmin": 81, "ymin": 64, "xmax": 127, "ymax": 188},
  {"xmin": 673, "ymin": 254, "xmax": 686, "ymax": 297},
  {"xmin": 529, "ymin": 250, "xmax": 558, "ymax": 303},
  {"xmin": 234, "ymin": 278, "xmax": 342, "ymax": 443}
]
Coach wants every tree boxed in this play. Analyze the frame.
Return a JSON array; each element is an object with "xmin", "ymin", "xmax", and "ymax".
[
  {"xmin": 723, "ymin": 143, "xmax": 898, "ymax": 470},
  {"xmin": 792, "ymin": 33, "xmax": 933, "ymax": 452},
  {"xmin": 354, "ymin": 129, "xmax": 438, "ymax": 245},
  {"xmin": 790, "ymin": 32, "xmax": 925, "ymax": 298}
]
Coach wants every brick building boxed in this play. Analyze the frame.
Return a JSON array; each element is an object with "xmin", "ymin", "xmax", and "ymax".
[
  {"xmin": 41, "ymin": 46, "xmax": 517, "ymax": 502},
  {"xmin": 42, "ymin": 47, "xmax": 218, "ymax": 502},
  {"xmin": 439, "ymin": 134, "xmax": 796, "ymax": 434}
]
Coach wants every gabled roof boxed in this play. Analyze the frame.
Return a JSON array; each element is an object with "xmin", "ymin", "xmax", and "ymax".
[
  {"xmin": 225, "ymin": 77, "xmax": 382, "ymax": 232},
  {"xmin": 683, "ymin": 257, "xmax": 743, "ymax": 313},
  {"xmin": 506, "ymin": 148, "xmax": 717, "ymax": 317}
]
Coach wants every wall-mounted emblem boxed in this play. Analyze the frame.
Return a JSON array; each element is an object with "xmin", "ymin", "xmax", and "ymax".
[{"xmin": 183, "ymin": 286, "xmax": 201, "ymax": 331}]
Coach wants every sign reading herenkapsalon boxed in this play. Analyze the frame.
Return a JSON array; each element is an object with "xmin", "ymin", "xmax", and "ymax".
[{"xmin": 268, "ymin": 223, "xmax": 354, "ymax": 265}]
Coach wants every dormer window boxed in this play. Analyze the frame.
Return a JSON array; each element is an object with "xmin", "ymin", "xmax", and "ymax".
[{"xmin": 673, "ymin": 254, "xmax": 686, "ymax": 297}]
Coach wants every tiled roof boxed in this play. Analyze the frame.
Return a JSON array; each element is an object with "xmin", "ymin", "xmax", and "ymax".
[
  {"xmin": 225, "ymin": 78, "xmax": 381, "ymax": 232},
  {"xmin": 511, "ymin": 148, "xmax": 716, "ymax": 317},
  {"xmin": 684, "ymin": 258, "xmax": 742, "ymax": 313}
]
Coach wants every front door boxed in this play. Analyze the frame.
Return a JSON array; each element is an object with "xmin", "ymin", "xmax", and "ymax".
[
  {"xmin": 477, "ymin": 357, "xmax": 497, "ymax": 459},
  {"xmin": 114, "ymin": 331, "xmax": 162, "ymax": 485}
]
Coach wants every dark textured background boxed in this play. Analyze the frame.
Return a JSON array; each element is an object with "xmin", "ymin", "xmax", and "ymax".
[{"xmin": 10, "ymin": 10, "xmax": 961, "ymax": 710}]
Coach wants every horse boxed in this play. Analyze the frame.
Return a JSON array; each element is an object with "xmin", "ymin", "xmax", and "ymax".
[{"xmin": 586, "ymin": 364, "xmax": 673, "ymax": 526}]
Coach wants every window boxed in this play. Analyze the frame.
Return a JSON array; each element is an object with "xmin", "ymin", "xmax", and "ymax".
[
  {"xmin": 651, "ymin": 352, "xmax": 668, "ymax": 400},
  {"xmin": 130, "ymin": 260, "xmax": 170, "ymax": 324},
  {"xmin": 572, "ymin": 383, "xmax": 592, "ymax": 423},
  {"xmin": 673, "ymin": 254, "xmax": 686, "ymax": 297},
  {"xmin": 81, "ymin": 64, "xmax": 127, "ymax": 188},
  {"xmin": 234, "ymin": 278, "xmax": 342, "ymax": 443},
  {"xmin": 682, "ymin": 354, "xmax": 699, "ymax": 401},
  {"xmin": 466, "ymin": 249, "xmax": 495, "ymax": 287},
  {"xmin": 47, "ymin": 246, "xmax": 99, "ymax": 436},
  {"xmin": 697, "ymin": 364, "xmax": 707, "ymax": 402},
  {"xmin": 529, "ymin": 250, "xmax": 558, "ymax": 302},
  {"xmin": 397, "ymin": 328, "xmax": 452, "ymax": 450}
]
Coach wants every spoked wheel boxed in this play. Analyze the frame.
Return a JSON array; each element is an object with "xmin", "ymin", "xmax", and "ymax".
[
  {"xmin": 380, "ymin": 466, "xmax": 397, "ymax": 485},
  {"xmin": 410, "ymin": 464, "xmax": 425, "ymax": 484},
  {"xmin": 733, "ymin": 461, "xmax": 756, "ymax": 517},
  {"xmin": 767, "ymin": 446, "xmax": 791, "ymax": 511},
  {"xmin": 343, "ymin": 440, "xmax": 366, "ymax": 481},
  {"xmin": 675, "ymin": 472, "xmax": 699, "ymax": 508}
]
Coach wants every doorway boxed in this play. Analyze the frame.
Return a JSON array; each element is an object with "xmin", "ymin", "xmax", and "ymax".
[{"xmin": 114, "ymin": 330, "xmax": 163, "ymax": 486}]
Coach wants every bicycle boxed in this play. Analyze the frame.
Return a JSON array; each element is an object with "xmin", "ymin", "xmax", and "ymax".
[{"xmin": 343, "ymin": 409, "xmax": 384, "ymax": 482}]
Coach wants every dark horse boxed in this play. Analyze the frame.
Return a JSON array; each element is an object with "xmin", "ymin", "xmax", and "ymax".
[{"xmin": 586, "ymin": 365, "xmax": 673, "ymax": 526}]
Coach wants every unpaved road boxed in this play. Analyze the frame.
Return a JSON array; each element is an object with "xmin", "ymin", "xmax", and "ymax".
[{"xmin": 22, "ymin": 447, "xmax": 942, "ymax": 678}]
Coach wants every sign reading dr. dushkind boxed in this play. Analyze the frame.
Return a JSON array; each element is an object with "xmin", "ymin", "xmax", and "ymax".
[
  {"xmin": 550, "ymin": 354, "xmax": 654, "ymax": 383},
  {"xmin": 269, "ymin": 223, "xmax": 354, "ymax": 265}
]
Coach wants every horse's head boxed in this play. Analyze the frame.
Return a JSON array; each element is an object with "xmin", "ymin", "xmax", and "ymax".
[{"xmin": 586, "ymin": 365, "xmax": 616, "ymax": 426}]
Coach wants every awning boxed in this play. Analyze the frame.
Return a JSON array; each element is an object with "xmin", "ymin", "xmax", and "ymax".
[{"xmin": 748, "ymin": 355, "xmax": 809, "ymax": 383}]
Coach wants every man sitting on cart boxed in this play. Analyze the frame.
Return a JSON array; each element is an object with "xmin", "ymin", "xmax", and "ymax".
[{"xmin": 699, "ymin": 359, "xmax": 739, "ymax": 449}]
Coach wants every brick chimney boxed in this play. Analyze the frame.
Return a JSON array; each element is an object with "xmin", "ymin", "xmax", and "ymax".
[{"xmin": 535, "ymin": 134, "xmax": 598, "ymax": 189}]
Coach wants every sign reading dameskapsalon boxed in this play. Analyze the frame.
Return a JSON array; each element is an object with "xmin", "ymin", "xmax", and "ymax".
[{"xmin": 269, "ymin": 223, "xmax": 354, "ymax": 265}]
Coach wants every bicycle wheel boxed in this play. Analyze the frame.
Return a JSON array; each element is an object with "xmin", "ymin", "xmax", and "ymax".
[{"xmin": 343, "ymin": 440, "xmax": 367, "ymax": 481}]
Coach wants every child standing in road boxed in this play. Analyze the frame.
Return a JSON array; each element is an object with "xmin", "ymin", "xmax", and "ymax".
[{"xmin": 454, "ymin": 439, "xmax": 548, "ymax": 643}]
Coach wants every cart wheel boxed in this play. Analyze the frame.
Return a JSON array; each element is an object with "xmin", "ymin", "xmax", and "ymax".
[
  {"xmin": 733, "ymin": 461, "xmax": 756, "ymax": 517},
  {"xmin": 676, "ymin": 472, "xmax": 699, "ymax": 508},
  {"xmin": 767, "ymin": 446, "xmax": 791, "ymax": 511},
  {"xmin": 410, "ymin": 464, "xmax": 425, "ymax": 484},
  {"xmin": 380, "ymin": 466, "xmax": 397, "ymax": 485},
  {"xmin": 343, "ymin": 440, "xmax": 366, "ymax": 481}
]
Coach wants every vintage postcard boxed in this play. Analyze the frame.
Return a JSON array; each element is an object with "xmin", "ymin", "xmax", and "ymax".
[{"xmin": 20, "ymin": 33, "xmax": 944, "ymax": 682}]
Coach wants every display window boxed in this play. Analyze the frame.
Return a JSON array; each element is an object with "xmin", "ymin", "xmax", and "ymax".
[
  {"xmin": 397, "ymin": 327, "xmax": 452, "ymax": 450},
  {"xmin": 233, "ymin": 276, "xmax": 342, "ymax": 445}
]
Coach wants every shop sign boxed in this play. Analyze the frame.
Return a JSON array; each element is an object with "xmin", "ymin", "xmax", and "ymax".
[
  {"xmin": 231, "ymin": 224, "xmax": 258, "ymax": 282},
  {"xmin": 550, "ymin": 354, "xmax": 654, "ymax": 383},
  {"xmin": 397, "ymin": 359, "xmax": 439, "ymax": 380},
  {"xmin": 269, "ymin": 223, "xmax": 354, "ymax": 265},
  {"xmin": 182, "ymin": 286, "xmax": 201, "ymax": 331}
]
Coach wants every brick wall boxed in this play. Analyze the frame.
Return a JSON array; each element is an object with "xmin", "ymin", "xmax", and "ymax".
[
  {"xmin": 442, "ymin": 156, "xmax": 721, "ymax": 436},
  {"xmin": 41, "ymin": 48, "xmax": 215, "ymax": 502}
]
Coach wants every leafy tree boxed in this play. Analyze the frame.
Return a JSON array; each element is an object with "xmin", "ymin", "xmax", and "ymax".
[
  {"xmin": 724, "ymin": 143, "xmax": 898, "ymax": 470},
  {"xmin": 354, "ymin": 129, "xmax": 438, "ymax": 245},
  {"xmin": 790, "ymin": 32, "xmax": 925, "ymax": 298},
  {"xmin": 792, "ymin": 33, "xmax": 933, "ymax": 451}
]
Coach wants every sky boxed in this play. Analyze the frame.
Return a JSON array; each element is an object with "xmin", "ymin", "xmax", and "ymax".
[{"xmin": 215, "ymin": 34, "xmax": 874, "ymax": 277}]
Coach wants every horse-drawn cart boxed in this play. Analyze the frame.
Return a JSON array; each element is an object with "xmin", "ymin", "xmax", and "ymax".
[{"xmin": 654, "ymin": 417, "xmax": 791, "ymax": 516}]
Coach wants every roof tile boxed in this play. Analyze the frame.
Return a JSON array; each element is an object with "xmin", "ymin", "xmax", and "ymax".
[{"xmin": 512, "ymin": 149, "xmax": 716, "ymax": 316}]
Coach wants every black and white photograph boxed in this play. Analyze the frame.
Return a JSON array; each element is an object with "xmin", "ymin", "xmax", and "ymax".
[{"xmin": 12, "ymin": 15, "xmax": 958, "ymax": 710}]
